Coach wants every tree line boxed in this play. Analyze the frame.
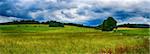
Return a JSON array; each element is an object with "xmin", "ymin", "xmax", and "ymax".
[
  {"xmin": 117, "ymin": 23, "xmax": 150, "ymax": 28},
  {"xmin": 3, "ymin": 17, "xmax": 149, "ymax": 31},
  {"xmin": 0, "ymin": 17, "xmax": 118, "ymax": 31},
  {"xmin": 0, "ymin": 20, "xmax": 40, "ymax": 25}
]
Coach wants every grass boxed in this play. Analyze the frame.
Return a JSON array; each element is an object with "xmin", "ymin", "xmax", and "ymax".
[{"xmin": 0, "ymin": 24, "xmax": 149, "ymax": 54}]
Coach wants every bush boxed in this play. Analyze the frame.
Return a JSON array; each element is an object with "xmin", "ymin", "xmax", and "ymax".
[{"xmin": 49, "ymin": 21, "xmax": 64, "ymax": 27}]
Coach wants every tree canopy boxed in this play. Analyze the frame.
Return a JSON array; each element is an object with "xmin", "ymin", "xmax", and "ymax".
[
  {"xmin": 49, "ymin": 21, "xmax": 64, "ymax": 27},
  {"xmin": 101, "ymin": 17, "xmax": 117, "ymax": 31}
]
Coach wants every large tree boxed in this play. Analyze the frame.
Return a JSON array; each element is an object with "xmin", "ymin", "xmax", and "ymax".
[{"xmin": 101, "ymin": 17, "xmax": 117, "ymax": 31}]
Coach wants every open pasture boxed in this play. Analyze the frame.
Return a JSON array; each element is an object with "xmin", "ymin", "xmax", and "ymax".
[{"xmin": 0, "ymin": 24, "xmax": 149, "ymax": 54}]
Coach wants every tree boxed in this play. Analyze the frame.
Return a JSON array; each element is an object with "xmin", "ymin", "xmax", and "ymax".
[
  {"xmin": 101, "ymin": 17, "xmax": 117, "ymax": 31},
  {"xmin": 49, "ymin": 21, "xmax": 64, "ymax": 27}
]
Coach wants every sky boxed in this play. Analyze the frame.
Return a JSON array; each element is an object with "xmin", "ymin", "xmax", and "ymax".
[{"xmin": 0, "ymin": 0, "xmax": 150, "ymax": 26}]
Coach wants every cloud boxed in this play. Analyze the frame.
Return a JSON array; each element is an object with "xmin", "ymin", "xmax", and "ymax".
[
  {"xmin": 118, "ymin": 17, "xmax": 150, "ymax": 25},
  {"xmin": 0, "ymin": 16, "xmax": 20, "ymax": 23},
  {"xmin": 0, "ymin": 0, "xmax": 150, "ymax": 25}
]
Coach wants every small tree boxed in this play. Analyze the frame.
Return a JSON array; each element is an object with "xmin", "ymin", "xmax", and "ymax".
[
  {"xmin": 49, "ymin": 21, "xmax": 64, "ymax": 27},
  {"xmin": 102, "ymin": 17, "xmax": 117, "ymax": 31}
]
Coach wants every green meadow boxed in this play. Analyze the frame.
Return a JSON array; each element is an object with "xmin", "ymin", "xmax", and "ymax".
[{"xmin": 0, "ymin": 24, "xmax": 149, "ymax": 54}]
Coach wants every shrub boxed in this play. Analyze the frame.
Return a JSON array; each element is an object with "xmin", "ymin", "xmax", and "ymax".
[{"xmin": 49, "ymin": 21, "xmax": 64, "ymax": 27}]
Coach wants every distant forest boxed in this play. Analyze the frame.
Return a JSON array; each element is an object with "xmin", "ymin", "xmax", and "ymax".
[
  {"xmin": 117, "ymin": 24, "xmax": 150, "ymax": 28},
  {"xmin": 0, "ymin": 20, "xmax": 95, "ymax": 28},
  {"xmin": 0, "ymin": 20, "xmax": 149, "ymax": 28}
]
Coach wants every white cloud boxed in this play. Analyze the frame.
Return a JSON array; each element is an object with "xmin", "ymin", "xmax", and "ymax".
[
  {"xmin": 118, "ymin": 17, "xmax": 150, "ymax": 25},
  {"xmin": 0, "ymin": 16, "xmax": 20, "ymax": 23},
  {"xmin": 48, "ymin": 9, "xmax": 92, "ymax": 23}
]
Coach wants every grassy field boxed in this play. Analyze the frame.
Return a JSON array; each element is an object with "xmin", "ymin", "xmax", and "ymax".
[{"xmin": 0, "ymin": 24, "xmax": 149, "ymax": 54}]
